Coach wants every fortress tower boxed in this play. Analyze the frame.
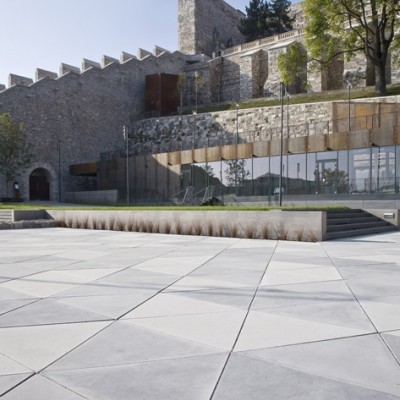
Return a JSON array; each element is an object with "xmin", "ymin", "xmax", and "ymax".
[{"xmin": 178, "ymin": 0, "xmax": 245, "ymax": 57}]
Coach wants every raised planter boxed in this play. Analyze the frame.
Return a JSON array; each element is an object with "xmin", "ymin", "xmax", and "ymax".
[{"xmin": 46, "ymin": 209, "xmax": 325, "ymax": 241}]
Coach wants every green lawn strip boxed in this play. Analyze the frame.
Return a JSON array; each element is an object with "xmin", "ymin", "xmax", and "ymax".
[
  {"xmin": 0, "ymin": 203, "xmax": 349, "ymax": 212},
  {"xmin": 191, "ymin": 84, "xmax": 400, "ymax": 114}
]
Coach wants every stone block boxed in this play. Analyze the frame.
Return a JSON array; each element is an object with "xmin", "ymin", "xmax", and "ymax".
[
  {"xmin": 138, "ymin": 49, "xmax": 152, "ymax": 60},
  {"xmin": 8, "ymin": 74, "xmax": 33, "ymax": 87},
  {"xmin": 102, "ymin": 55, "xmax": 119, "ymax": 67},
  {"xmin": 35, "ymin": 68, "xmax": 58, "ymax": 81},
  {"xmin": 120, "ymin": 52, "xmax": 136, "ymax": 63},
  {"xmin": 59, "ymin": 63, "xmax": 80, "ymax": 76},
  {"xmin": 82, "ymin": 59, "xmax": 101, "ymax": 71},
  {"xmin": 154, "ymin": 46, "xmax": 170, "ymax": 56}
]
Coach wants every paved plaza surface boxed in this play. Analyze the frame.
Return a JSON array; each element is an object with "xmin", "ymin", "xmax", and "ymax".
[{"xmin": 0, "ymin": 228, "xmax": 399, "ymax": 399}]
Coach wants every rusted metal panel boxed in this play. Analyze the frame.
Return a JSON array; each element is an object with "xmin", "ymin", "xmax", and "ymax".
[
  {"xmin": 145, "ymin": 73, "xmax": 179, "ymax": 116},
  {"xmin": 69, "ymin": 162, "xmax": 97, "ymax": 176}
]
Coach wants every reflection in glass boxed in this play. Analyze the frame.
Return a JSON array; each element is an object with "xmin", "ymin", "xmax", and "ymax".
[
  {"xmin": 207, "ymin": 161, "xmax": 223, "ymax": 196},
  {"xmin": 222, "ymin": 159, "xmax": 252, "ymax": 196},
  {"xmin": 181, "ymin": 164, "xmax": 191, "ymax": 188},
  {"xmin": 306, "ymin": 153, "xmax": 316, "ymax": 194},
  {"xmin": 287, "ymin": 154, "xmax": 306, "ymax": 194},
  {"xmin": 253, "ymin": 157, "xmax": 269, "ymax": 195},
  {"xmin": 337, "ymin": 151, "xmax": 349, "ymax": 194},
  {"xmin": 397, "ymin": 146, "xmax": 400, "ymax": 193},
  {"xmin": 349, "ymin": 148, "xmax": 371, "ymax": 193},
  {"xmin": 270, "ymin": 156, "xmax": 287, "ymax": 195},
  {"xmin": 377, "ymin": 147, "xmax": 396, "ymax": 193},
  {"xmin": 181, "ymin": 145, "xmax": 400, "ymax": 199}
]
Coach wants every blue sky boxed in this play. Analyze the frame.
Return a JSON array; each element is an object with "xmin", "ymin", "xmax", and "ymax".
[{"xmin": 0, "ymin": 0, "xmax": 299, "ymax": 86}]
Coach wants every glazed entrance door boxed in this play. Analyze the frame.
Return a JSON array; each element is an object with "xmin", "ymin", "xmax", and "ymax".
[{"xmin": 316, "ymin": 159, "xmax": 337, "ymax": 195}]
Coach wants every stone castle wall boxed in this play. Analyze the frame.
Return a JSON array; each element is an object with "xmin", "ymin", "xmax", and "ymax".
[
  {"xmin": 178, "ymin": 0, "xmax": 245, "ymax": 57},
  {"xmin": 0, "ymin": 50, "xmax": 186, "ymax": 199}
]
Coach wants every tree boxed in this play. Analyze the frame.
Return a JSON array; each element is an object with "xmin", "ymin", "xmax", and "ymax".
[
  {"xmin": 224, "ymin": 160, "xmax": 250, "ymax": 187},
  {"xmin": 0, "ymin": 113, "xmax": 32, "ymax": 197},
  {"xmin": 239, "ymin": 0, "xmax": 271, "ymax": 42},
  {"xmin": 277, "ymin": 42, "xmax": 308, "ymax": 92},
  {"xmin": 269, "ymin": 0, "xmax": 294, "ymax": 34},
  {"xmin": 303, "ymin": 0, "xmax": 400, "ymax": 96},
  {"xmin": 239, "ymin": 0, "xmax": 293, "ymax": 42}
]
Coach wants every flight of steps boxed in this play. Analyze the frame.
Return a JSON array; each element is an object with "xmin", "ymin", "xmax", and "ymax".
[
  {"xmin": 326, "ymin": 209, "xmax": 397, "ymax": 240},
  {"xmin": 0, "ymin": 210, "xmax": 12, "ymax": 223}
]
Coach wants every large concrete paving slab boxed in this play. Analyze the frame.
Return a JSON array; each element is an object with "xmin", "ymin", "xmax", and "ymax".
[{"xmin": 0, "ymin": 227, "xmax": 399, "ymax": 399}]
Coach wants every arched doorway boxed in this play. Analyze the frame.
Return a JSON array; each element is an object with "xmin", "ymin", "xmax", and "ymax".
[{"xmin": 29, "ymin": 168, "xmax": 51, "ymax": 200}]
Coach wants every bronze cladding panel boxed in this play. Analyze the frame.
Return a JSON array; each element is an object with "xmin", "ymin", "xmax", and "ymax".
[
  {"xmin": 193, "ymin": 148, "xmax": 207, "ymax": 163},
  {"xmin": 221, "ymin": 145, "xmax": 236, "ymax": 160},
  {"xmin": 69, "ymin": 162, "xmax": 97, "ymax": 176},
  {"xmin": 207, "ymin": 146, "xmax": 221, "ymax": 162},
  {"xmin": 237, "ymin": 143, "xmax": 253, "ymax": 159},
  {"xmin": 181, "ymin": 149, "xmax": 193, "ymax": 164}
]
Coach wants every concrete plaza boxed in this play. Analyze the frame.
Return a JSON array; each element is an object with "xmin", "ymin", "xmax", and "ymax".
[{"xmin": 0, "ymin": 227, "xmax": 399, "ymax": 399}]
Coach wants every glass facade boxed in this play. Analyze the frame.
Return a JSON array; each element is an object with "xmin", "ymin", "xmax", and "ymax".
[{"xmin": 180, "ymin": 145, "xmax": 400, "ymax": 197}]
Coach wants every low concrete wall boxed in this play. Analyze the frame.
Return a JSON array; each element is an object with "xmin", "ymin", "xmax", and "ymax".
[
  {"xmin": 46, "ymin": 210, "xmax": 325, "ymax": 241},
  {"xmin": 366, "ymin": 209, "xmax": 400, "ymax": 227},
  {"xmin": 12, "ymin": 210, "xmax": 48, "ymax": 221},
  {"xmin": 63, "ymin": 190, "xmax": 119, "ymax": 205},
  {"xmin": 229, "ymin": 196, "xmax": 400, "ymax": 209}
]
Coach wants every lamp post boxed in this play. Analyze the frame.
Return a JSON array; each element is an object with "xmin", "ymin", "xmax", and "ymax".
[
  {"xmin": 47, "ymin": 117, "xmax": 62, "ymax": 202},
  {"xmin": 344, "ymin": 79, "xmax": 352, "ymax": 131},
  {"xmin": 235, "ymin": 102, "xmax": 239, "ymax": 145},
  {"xmin": 57, "ymin": 137, "xmax": 61, "ymax": 202},
  {"xmin": 192, "ymin": 110, "xmax": 197, "ymax": 149},
  {"xmin": 279, "ymin": 82, "xmax": 284, "ymax": 207},
  {"xmin": 123, "ymin": 125, "xmax": 129, "ymax": 206},
  {"xmin": 348, "ymin": 81, "xmax": 352, "ymax": 132}
]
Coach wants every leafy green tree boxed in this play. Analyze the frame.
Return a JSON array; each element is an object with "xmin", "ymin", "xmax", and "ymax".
[
  {"xmin": 277, "ymin": 42, "xmax": 308, "ymax": 92},
  {"xmin": 269, "ymin": 0, "xmax": 293, "ymax": 34},
  {"xmin": 0, "ymin": 113, "xmax": 32, "ymax": 197},
  {"xmin": 303, "ymin": 0, "xmax": 400, "ymax": 96},
  {"xmin": 239, "ymin": 0, "xmax": 293, "ymax": 42},
  {"xmin": 239, "ymin": 0, "xmax": 271, "ymax": 41}
]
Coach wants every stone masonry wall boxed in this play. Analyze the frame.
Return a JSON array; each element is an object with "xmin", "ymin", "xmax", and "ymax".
[
  {"xmin": 130, "ymin": 101, "xmax": 334, "ymax": 155},
  {"xmin": 0, "ymin": 51, "xmax": 186, "ymax": 200},
  {"xmin": 178, "ymin": 0, "xmax": 245, "ymax": 57}
]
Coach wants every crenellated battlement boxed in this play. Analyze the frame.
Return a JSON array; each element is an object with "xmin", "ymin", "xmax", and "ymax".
[
  {"xmin": 8, "ymin": 74, "xmax": 33, "ymax": 87},
  {"xmin": 36, "ymin": 68, "xmax": 58, "ymax": 81},
  {"xmin": 0, "ymin": 46, "xmax": 181, "ymax": 92}
]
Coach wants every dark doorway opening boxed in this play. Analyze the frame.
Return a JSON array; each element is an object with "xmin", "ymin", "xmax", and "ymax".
[{"xmin": 29, "ymin": 168, "xmax": 50, "ymax": 200}]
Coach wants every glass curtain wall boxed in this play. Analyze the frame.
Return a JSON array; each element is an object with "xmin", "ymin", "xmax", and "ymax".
[{"xmin": 179, "ymin": 145, "xmax": 400, "ymax": 198}]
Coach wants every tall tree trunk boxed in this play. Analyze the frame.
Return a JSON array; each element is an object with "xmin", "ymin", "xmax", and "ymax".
[{"xmin": 374, "ymin": 60, "xmax": 387, "ymax": 96}]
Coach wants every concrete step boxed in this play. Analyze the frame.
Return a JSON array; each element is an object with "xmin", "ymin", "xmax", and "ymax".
[
  {"xmin": 0, "ymin": 210, "xmax": 12, "ymax": 222},
  {"xmin": 326, "ymin": 225, "xmax": 397, "ymax": 240},
  {"xmin": 327, "ymin": 216, "xmax": 381, "ymax": 225},
  {"xmin": 326, "ymin": 209, "xmax": 397, "ymax": 240},
  {"xmin": 327, "ymin": 221, "xmax": 391, "ymax": 232},
  {"xmin": 327, "ymin": 212, "xmax": 369, "ymax": 219}
]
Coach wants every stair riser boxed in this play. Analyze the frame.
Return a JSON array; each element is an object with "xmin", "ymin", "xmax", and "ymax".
[
  {"xmin": 328, "ymin": 222, "xmax": 392, "ymax": 232},
  {"xmin": 327, "ymin": 217, "xmax": 381, "ymax": 225},
  {"xmin": 326, "ymin": 209, "xmax": 397, "ymax": 240}
]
